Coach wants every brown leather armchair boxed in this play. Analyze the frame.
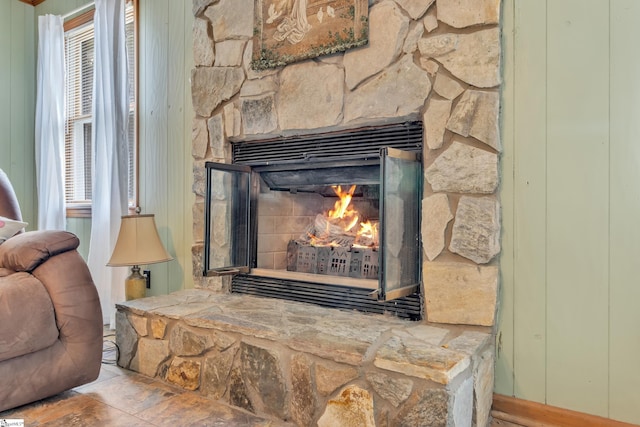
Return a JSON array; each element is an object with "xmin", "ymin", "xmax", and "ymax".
[{"xmin": 0, "ymin": 170, "xmax": 103, "ymax": 411}]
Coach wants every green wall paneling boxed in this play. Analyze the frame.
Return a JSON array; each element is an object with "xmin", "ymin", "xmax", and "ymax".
[{"xmin": 500, "ymin": 0, "xmax": 640, "ymax": 423}]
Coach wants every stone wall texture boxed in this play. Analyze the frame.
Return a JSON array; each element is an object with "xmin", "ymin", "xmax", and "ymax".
[
  {"xmin": 117, "ymin": 291, "xmax": 495, "ymax": 427},
  {"xmin": 191, "ymin": 0, "xmax": 501, "ymax": 324}
]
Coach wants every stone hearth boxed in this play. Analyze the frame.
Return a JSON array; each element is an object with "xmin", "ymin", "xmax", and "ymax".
[
  {"xmin": 116, "ymin": 290, "xmax": 493, "ymax": 426},
  {"xmin": 116, "ymin": 0, "xmax": 505, "ymax": 426}
]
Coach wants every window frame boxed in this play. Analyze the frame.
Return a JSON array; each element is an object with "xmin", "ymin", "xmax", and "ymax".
[{"xmin": 63, "ymin": 0, "xmax": 139, "ymax": 218}]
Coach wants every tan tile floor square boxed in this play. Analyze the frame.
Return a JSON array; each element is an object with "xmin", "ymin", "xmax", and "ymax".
[{"xmin": 0, "ymin": 328, "xmax": 278, "ymax": 426}]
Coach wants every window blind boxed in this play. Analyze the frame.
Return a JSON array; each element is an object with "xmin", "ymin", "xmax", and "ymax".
[
  {"xmin": 63, "ymin": 1, "xmax": 136, "ymax": 207},
  {"xmin": 64, "ymin": 22, "xmax": 93, "ymax": 203}
]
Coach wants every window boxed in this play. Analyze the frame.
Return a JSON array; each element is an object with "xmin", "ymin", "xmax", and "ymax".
[{"xmin": 63, "ymin": 1, "xmax": 137, "ymax": 217}]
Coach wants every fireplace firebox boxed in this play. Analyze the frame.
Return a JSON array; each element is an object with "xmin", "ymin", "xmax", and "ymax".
[{"xmin": 204, "ymin": 122, "xmax": 424, "ymax": 319}]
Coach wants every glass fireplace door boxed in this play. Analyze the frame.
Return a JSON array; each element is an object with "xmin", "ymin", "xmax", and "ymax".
[
  {"xmin": 204, "ymin": 147, "xmax": 422, "ymax": 302},
  {"xmin": 204, "ymin": 162, "xmax": 255, "ymax": 276},
  {"xmin": 378, "ymin": 147, "xmax": 421, "ymax": 301}
]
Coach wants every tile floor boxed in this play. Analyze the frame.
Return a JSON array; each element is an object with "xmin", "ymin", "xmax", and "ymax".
[{"xmin": 0, "ymin": 329, "xmax": 278, "ymax": 427}]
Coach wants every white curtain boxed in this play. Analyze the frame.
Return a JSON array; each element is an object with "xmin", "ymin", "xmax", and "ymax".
[
  {"xmin": 87, "ymin": 0, "xmax": 130, "ymax": 327},
  {"xmin": 35, "ymin": 15, "xmax": 66, "ymax": 231}
]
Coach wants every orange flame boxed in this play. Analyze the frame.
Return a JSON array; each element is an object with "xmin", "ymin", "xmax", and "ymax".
[
  {"xmin": 328, "ymin": 185, "xmax": 357, "ymax": 219},
  {"xmin": 307, "ymin": 185, "xmax": 379, "ymax": 249},
  {"xmin": 359, "ymin": 220, "xmax": 378, "ymax": 240}
]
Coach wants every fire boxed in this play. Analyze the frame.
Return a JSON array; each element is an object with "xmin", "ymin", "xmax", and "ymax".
[
  {"xmin": 303, "ymin": 185, "xmax": 379, "ymax": 249},
  {"xmin": 328, "ymin": 185, "xmax": 358, "ymax": 224},
  {"xmin": 352, "ymin": 220, "xmax": 379, "ymax": 248}
]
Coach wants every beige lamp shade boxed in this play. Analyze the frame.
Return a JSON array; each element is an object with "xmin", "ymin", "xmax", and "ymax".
[{"xmin": 107, "ymin": 214, "xmax": 173, "ymax": 266}]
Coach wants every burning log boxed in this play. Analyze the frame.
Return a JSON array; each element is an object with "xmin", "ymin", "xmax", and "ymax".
[
  {"xmin": 299, "ymin": 214, "xmax": 357, "ymax": 247},
  {"xmin": 286, "ymin": 184, "xmax": 380, "ymax": 279}
]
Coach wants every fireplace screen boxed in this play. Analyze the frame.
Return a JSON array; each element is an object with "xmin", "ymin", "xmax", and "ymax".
[{"xmin": 204, "ymin": 122, "xmax": 423, "ymax": 315}]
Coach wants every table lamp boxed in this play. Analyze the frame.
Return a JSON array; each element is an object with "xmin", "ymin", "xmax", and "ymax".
[{"xmin": 107, "ymin": 214, "xmax": 173, "ymax": 300}]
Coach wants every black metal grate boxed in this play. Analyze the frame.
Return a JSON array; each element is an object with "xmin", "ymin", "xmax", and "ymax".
[
  {"xmin": 232, "ymin": 275, "xmax": 422, "ymax": 320},
  {"xmin": 233, "ymin": 121, "xmax": 423, "ymax": 165}
]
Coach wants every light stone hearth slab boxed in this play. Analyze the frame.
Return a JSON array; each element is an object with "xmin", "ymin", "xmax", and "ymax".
[
  {"xmin": 373, "ymin": 335, "xmax": 470, "ymax": 384},
  {"xmin": 116, "ymin": 291, "xmax": 494, "ymax": 426}
]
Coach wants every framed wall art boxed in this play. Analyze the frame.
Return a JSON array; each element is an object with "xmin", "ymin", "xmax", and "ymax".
[{"xmin": 252, "ymin": 0, "xmax": 369, "ymax": 70}]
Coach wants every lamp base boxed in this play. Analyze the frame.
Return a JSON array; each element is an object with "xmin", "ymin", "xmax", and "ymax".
[{"xmin": 125, "ymin": 266, "xmax": 146, "ymax": 300}]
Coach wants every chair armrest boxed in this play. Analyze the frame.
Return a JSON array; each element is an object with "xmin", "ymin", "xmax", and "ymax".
[
  {"xmin": 0, "ymin": 230, "xmax": 80, "ymax": 272},
  {"xmin": 0, "ymin": 169, "xmax": 23, "ymax": 222}
]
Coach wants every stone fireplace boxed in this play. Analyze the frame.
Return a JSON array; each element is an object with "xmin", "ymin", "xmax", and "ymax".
[
  {"xmin": 116, "ymin": 0, "xmax": 502, "ymax": 425},
  {"xmin": 189, "ymin": 0, "xmax": 501, "ymax": 325}
]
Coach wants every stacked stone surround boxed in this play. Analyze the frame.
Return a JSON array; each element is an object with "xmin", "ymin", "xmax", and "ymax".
[
  {"xmin": 116, "ymin": 0, "xmax": 504, "ymax": 425},
  {"xmin": 117, "ymin": 290, "xmax": 494, "ymax": 426},
  {"xmin": 191, "ymin": 0, "xmax": 502, "ymax": 327}
]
